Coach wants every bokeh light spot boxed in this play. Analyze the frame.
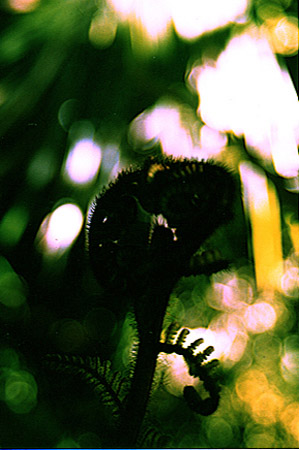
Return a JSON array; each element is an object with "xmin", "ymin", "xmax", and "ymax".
[
  {"xmin": 50, "ymin": 318, "xmax": 86, "ymax": 353},
  {"xmin": 170, "ymin": 0, "xmax": 248, "ymax": 40},
  {"xmin": 108, "ymin": 0, "xmax": 135, "ymax": 17},
  {"xmin": 281, "ymin": 335, "xmax": 299, "ymax": 384},
  {"xmin": 206, "ymin": 417, "xmax": 234, "ymax": 447},
  {"xmin": 58, "ymin": 99, "xmax": 79, "ymax": 132},
  {"xmin": 4, "ymin": 370, "xmax": 37, "ymax": 414},
  {"xmin": 0, "ymin": 28, "xmax": 27, "ymax": 63},
  {"xmin": 251, "ymin": 389, "xmax": 284, "ymax": 425},
  {"xmin": 108, "ymin": 0, "xmax": 172, "ymax": 52},
  {"xmin": 200, "ymin": 125, "xmax": 228, "ymax": 153},
  {"xmin": 253, "ymin": 333, "xmax": 281, "ymax": 368},
  {"xmin": 280, "ymin": 402, "xmax": 299, "ymax": 442},
  {"xmin": 88, "ymin": 9, "xmax": 118, "ymax": 49},
  {"xmin": 265, "ymin": 15, "xmax": 299, "ymax": 55},
  {"xmin": 244, "ymin": 423, "xmax": 277, "ymax": 448},
  {"xmin": 193, "ymin": 27, "xmax": 299, "ymax": 178},
  {"xmin": 7, "ymin": 0, "xmax": 40, "ymax": 13},
  {"xmin": 236, "ymin": 369, "xmax": 269, "ymax": 404},
  {"xmin": 210, "ymin": 272, "xmax": 253, "ymax": 312},
  {"xmin": 161, "ymin": 352, "xmax": 198, "ymax": 397},
  {"xmin": 281, "ymin": 265, "xmax": 299, "ymax": 298},
  {"xmin": 77, "ymin": 432, "xmax": 102, "ymax": 449},
  {"xmin": 0, "ymin": 348, "xmax": 20, "ymax": 371},
  {"xmin": 27, "ymin": 148, "xmax": 57, "ymax": 189},
  {"xmin": 129, "ymin": 100, "xmax": 198, "ymax": 158},
  {"xmin": 64, "ymin": 139, "xmax": 102, "ymax": 185},
  {"xmin": 0, "ymin": 204, "xmax": 29, "ymax": 247},
  {"xmin": 285, "ymin": 215, "xmax": 299, "ymax": 254},
  {"xmin": 208, "ymin": 314, "xmax": 249, "ymax": 365},
  {"xmin": 56, "ymin": 437, "xmax": 80, "ymax": 449},
  {"xmin": 129, "ymin": 0, "xmax": 172, "ymax": 53},
  {"xmin": 0, "ymin": 256, "xmax": 27, "ymax": 308},
  {"xmin": 256, "ymin": 1, "xmax": 284, "ymax": 22},
  {"xmin": 236, "ymin": 368, "xmax": 285, "ymax": 425},
  {"xmin": 244, "ymin": 301, "xmax": 276, "ymax": 333},
  {"xmin": 36, "ymin": 203, "xmax": 83, "ymax": 256}
]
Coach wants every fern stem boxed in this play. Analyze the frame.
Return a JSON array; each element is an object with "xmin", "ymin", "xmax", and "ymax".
[
  {"xmin": 115, "ymin": 236, "xmax": 200, "ymax": 446},
  {"xmin": 117, "ymin": 288, "xmax": 170, "ymax": 448},
  {"xmin": 118, "ymin": 339, "xmax": 159, "ymax": 447}
]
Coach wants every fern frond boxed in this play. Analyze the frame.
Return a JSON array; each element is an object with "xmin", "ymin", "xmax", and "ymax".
[
  {"xmin": 187, "ymin": 337, "xmax": 204, "ymax": 353},
  {"xmin": 201, "ymin": 358, "xmax": 219, "ymax": 371},
  {"xmin": 194, "ymin": 345, "xmax": 214, "ymax": 363},
  {"xmin": 44, "ymin": 354, "xmax": 129, "ymax": 417},
  {"xmin": 164, "ymin": 321, "xmax": 180, "ymax": 344},
  {"xmin": 137, "ymin": 422, "xmax": 169, "ymax": 449},
  {"xmin": 184, "ymin": 346, "xmax": 217, "ymax": 379},
  {"xmin": 175, "ymin": 328, "xmax": 190, "ymax": 347},
  {"xmin": 183, "ymin": 385, "xmax": 219, "ymax": 416},
  {"xmin": 158, "ymin": 330, "xmax": 221, "ymax": 416},
  {"xmin": 189, "ymin": 249, "xmax": 230, "ymax": 276}
]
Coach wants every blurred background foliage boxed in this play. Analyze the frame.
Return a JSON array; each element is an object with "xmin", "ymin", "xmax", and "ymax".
[{"xmin": 0, "ymin": 0, "xmax": 298, "ymax": 448}]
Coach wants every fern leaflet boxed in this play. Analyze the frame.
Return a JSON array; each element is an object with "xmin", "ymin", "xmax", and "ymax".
[{"xmin": 44, "ymin": 354, "xmax": 129, "ymax": 417}]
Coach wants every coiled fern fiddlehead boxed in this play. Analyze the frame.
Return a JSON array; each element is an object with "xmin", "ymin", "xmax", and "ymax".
[{"xmin": 85, "ymin": 155, "xmax": 236, "ymax": 447}]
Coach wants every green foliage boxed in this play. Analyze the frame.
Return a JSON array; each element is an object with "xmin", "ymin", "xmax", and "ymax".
[
  {"xmin": 160, "ymin": 323, "xmax": 220, "ymax": 416},
  {"xmin": 44, "ymin": 353, "xmax": 128, "ymax": 418},
  {"xmin": 0, "ymin": 0, "xmax": 298, "ymax": 448}
]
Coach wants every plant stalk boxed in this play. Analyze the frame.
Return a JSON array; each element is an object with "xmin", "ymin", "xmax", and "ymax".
[{"xmin": 117, "ymin": 287, "xmax": 171, "ymax": 448}]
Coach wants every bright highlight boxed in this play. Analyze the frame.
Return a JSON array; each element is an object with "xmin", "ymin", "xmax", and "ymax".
[
  {"xmin": 89, "ymin": 7, "xmax": 118, "ymax": 49},
  {"xmin": 129, "ymin": 100, "xmax": 198, "ymax": 158},
  {"xmin": 281, "ymin": 335, "xmax": 299, "ymax": 384},
  {"xmin": 244, "ymin": 301, "xmax": 277, "ymax": 333},
  {"xmin": 192, "ymin": 26, "xmax": 299, "ymax": 178},
  {"xmin": 64, "ymin": 139, "xmax": 102, "ymax": 185},
  {"xmin": 7, "ymin": 0, "xmax": 40, "ymax": 13},
  {"xmin": 239, "ymin": 162, "xmax": 284, "ymax": 291},
  {"xmin": 264, "ymin": 15, "xmax": 299, "ymax": 55},
  {"xmin": 236, "ymin": 369, "xmax": 285, "ymax": 425},
  {"xmin": 170, "ymin": 0, "xmax": 248, "ymax": 40},
  {"xmin": 108, "ymin": 0, "xmax": 172, "ymax": 52},
  {"xmin": 108, "ymin": 0, "xmax": 248, "ymax": 52},
  {"xmin": 280, "ymin": 402, "xmax": 299, "ymax": 442},
  {"xmin": 36, "ymin": 203, "xmax": 84, "ymax": 255}
]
